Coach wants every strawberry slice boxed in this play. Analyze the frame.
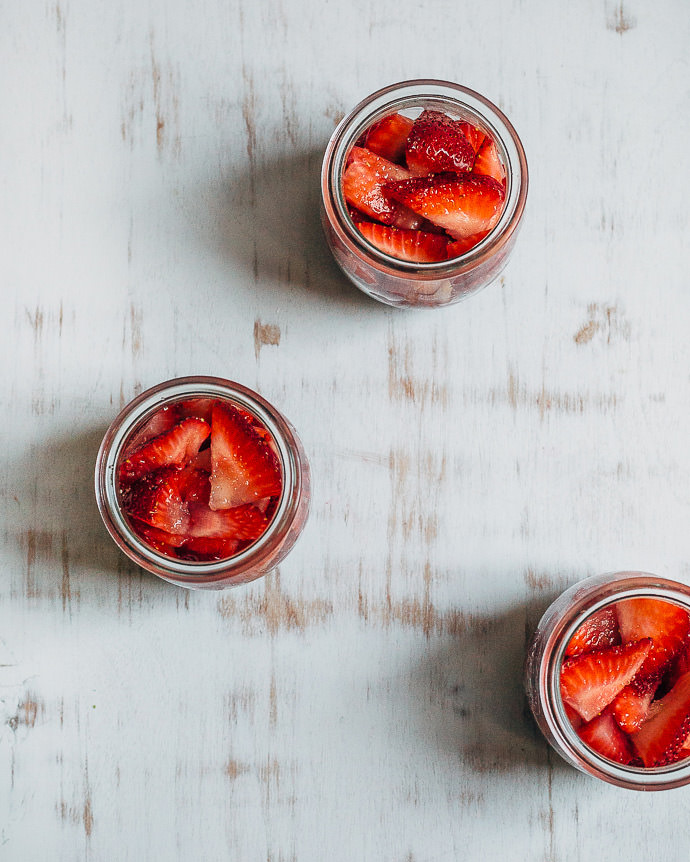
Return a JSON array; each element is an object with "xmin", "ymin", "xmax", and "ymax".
[
  {"xmin": 617, "ymin": 598, "xmax": 690, "ymax": 678},
  {"xmin": 457, "ymin": 122, "xmax": 485, "ymax": 154},
  {"xmin": 384, "ymin": 173, "xmax": 505, "ymax": 240},
  {"xmin": 122, "ymin": 468, "xmax": 190, "ymax": 535},
  {"xmin": 364, "ymin": 113, "xmax": 414, "ymax": 164},
  {"xmin": 631, "ymin": 671, "xmax": 690, "ymax": 766},
  {"xmin": 565, "ymin": 606, "xmax": 621, "ymax": 658},
  {"xmin": 178, "ymin": 536, "xmax": 241, "ymax": 561},
  {"xmin": 560, "ymin": 639, "xmax": 652, "ymax": 722},
  {"xmin": 610, "ymin": 673, "xmax": 661, "ymax": 733},
  {"xmin": 120, "ymin": 417, "xmax": 210, "ymax": 482},
  {"xmin": 342, "ymin": 146, "xmax": 422, "ymax": 228},
  {"xmin": 177, "ymin": 466, "xmax": 211, "ymax": 504},
  {"xmin": 446, "ymin": 231, "xmax": 491, "ymax": 258},
  {"xmin": 177, "ymin": 397, "xmax": 216, "ymax": 423},
  {"xmin": 139, "ymin": 524, "xmax": 187, "ymax": 551},
  {"xmin": 405, "ymin": 110, "xmax": 475, "ymax": 176},
  {"xmin": 209, "ymin": 402, "xmax": 282, "ymax": 510},
  {"xmin": 661, "ymin": 642, "xmax": 690, "ymax": 695},
  {"xmin": 473, "ymin": 138, "xmax": 506, "ymax": 186},
  {"xmin": 577, "ymin": 710, "xmax": 635, "ymax": 765},
  {"xmin": 121, "ymin": 404, "xmax": 181, "ymax": 457},
  {"xmin": 356, "ymin": 222, "xmax": 448, "ymax": 263},
  {"xmin": 187, "ymin": 502, "xmax": 267, "ymax": 542}
]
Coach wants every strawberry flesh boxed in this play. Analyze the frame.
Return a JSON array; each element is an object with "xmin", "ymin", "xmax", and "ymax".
[
  {"xmin": 631, "ymin": 671, "xmax": 690, "ymax": 766},
  {"xmin": 187, "ymin": 502, "xmax": 267, "ymax": 542},
  {"xmin": 473, "ymin": 138, "xmax": 506, "ymax": 186},
  {"xmin": 405, "ymin": 110, "xmax": 475, "ymax": 176},
  {"xmin": 356, "ymin": 222, "xmax": 448, "ymax": 263},
  {"xmin": 122, "ymin": 468, "xmax": 190, "ymax": 535},
  {"xmin": 446, "ymin": 231, "xmax": 491, "ymax": 258},
  {"xmin": 578, "ymin": 710, "xmax": 635, "ymax": 765},
  {"xmin": 364, "ymin": 113, "xmax": 414, "ymax": 164},
  {"xmin": 565, "ymin": 606, "xmax": 621, "ymax": 657},
  {"xmin": 120, "ymin": 417, "xmax": 210, "ymax": 482},
  {"xmin": 384, "ymin": 173, "xmax": 505, "ymax": 240},
  {"xmin": 617, "ymin": 598, "xmax": 690, "ymax": 679},
  {"xmin": 457, "ymin": 122, "xmax": 485, "ymax": 154},
  {"xmin": 610, "ymin": 674, "xmax": 660, "ymax": 733},
  {"xmin": 560, "ymin": 638, "xmax": 652, "ymax": 722},
  {"xmin": 342, "ymin": 146, "xmax": 421, "ymax": 228}
]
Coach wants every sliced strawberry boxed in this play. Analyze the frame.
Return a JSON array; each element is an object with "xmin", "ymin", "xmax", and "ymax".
[
  {"xmin": 473, "ymin": 138, "xmax": 506, "ymax": 186},
  {"xmin": 610, "ymin": 674, "xmax": 661, "ymax": 733},
  {"xmin": 661, "ymin": 642, "xmax": 690, "ymax": 696},
  {"xmin": 121, "ymin": 404, "xmax": 181, "ymax": 457},
  {"xmin": 342, "ymin": 146, "xmax": 421, "ymax": 228},
  {"xmin": 631, "ymin": 671, "xmax": 690, "ymax": 766},
  {"xmin": 120, "ymin": 417, "xmax": 210, "ymax": 482},
  {"xmin": 177, "ymin": 467, "xmax": 211, "ymax": 504},
  {"xmin": 578, "ymin": 710, "xmax": 635, "ymax": 765},
  {"xmin": 122, "ymin": 468, "xmax": 190, "ymax": 535},
  {"xmin": 139, "ymin": 524, "xmax": 187, "ymax": 551},
  {"xmin": 405, "ymin": 110, "xmax": 475, "ymax": 176},
  {"xmin": 178, "ymin": 536, "xmax": 241, "ymax": 561},
  {"xmin": 209, "ymin": 402, "xmax": 282, "ymax": 510},
  {"xmin": 356, "ymin": 222, "xmax": 448, "ymax": 263},
  {"xmin": 364, "ymin": 113, "xmax": 414, "ymax": 164},
  {"xmin": 617, "ymin": 598, "xmax": 690, "ymax": 678},
  {"xmin": 563, "ymin": 702, "xmax": 583, "ymax": 730},
  {"xmin": 385, "ymin": 173, "xmax": 505, "ymax": 240},
  {"xmin": 187, "ymin": 502, "xmax": 267, "ymax": 542},
  {"xmin": 457, "ymin": 122, "xmax": 485, "ymax": 154},
  {"xmin": 565, "ymin": 606, "xmax": 621, "ymax": 658},
  {"xmin": 446, "ymin": 230, "xmax": 491, "ymax": 258},
  {"xmin": 177, "ymin": 397, "xmax": 216, "ymax": 423},
  {"xmin": 560, "ymin": 639, "xmax": 652, "ymax": 722}
]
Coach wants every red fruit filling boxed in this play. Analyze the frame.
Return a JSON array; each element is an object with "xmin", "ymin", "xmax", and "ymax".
[
  {"xmin": 560, "ymin": 597, "xmax": 690, "ymax": 768},
  {"xmin": 117, "ymin": 398, "xmax": 282, "ymax": 563},
  {"xmin": 342, "ymin": 108, "xmax": 507, "ymax": 263}
]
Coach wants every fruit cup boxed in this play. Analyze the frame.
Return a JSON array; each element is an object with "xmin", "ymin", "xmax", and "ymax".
[
  {"xmin": 95, "ymin": 377, "xmax": 310, "ymax": 589},
  {"xmin": 320, "ymin": 79, "xmax": 528, "ymax": 308},
  {"xmin": 525, "ymin": 572, "xmax": 690, "ymax": 790}
]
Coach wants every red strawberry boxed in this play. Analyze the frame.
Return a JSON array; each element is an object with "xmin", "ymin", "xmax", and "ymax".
[
  {"xmin": 446, "ymin": 231, "xmax": 491, "ymax": 258},
  {"xmin": 457, "ymin": 122, "xmax": 485, "ymax": 154},
  {"xmin": 560, "ymin": 638, "xmax": 652, "ymax": 721},
  {"xmin": 121, "ymin": 404, "xmax": 181, "ymax": 458},
  {"xmin": 578, "ymin": 710, "xmax": 635, "ymax": 765},
  {"xmin": 384, "ymin": 173, "xmax": 505, "ymax": 240},
  {"xmin": 177, "ymin": 467, "xmax": 211, "ymax": 505},
  {"xmin": 178, "ymin": 536, "xmax": 240, "ymax": 561},
  {"xmin": 473, "ymin": 138, "xmax": 506, "ymax": 186},
  {"xmin": 187, "ymin": 502, "xmax": 267, "ymax": 542},
  {"xmin": 120, "ymin": 417, "xmax": 210, "ymax": 482},
  {"xmin": 405, "ymin": 110, "xmax": 475, "ymax": 176},
  {"xmin": 364, "ymin": 113, "xmax": 414, "ymax": 164},
  {"xmin": 617, "ymin": 598, "xmax": 690, "ymax": 678},
  {"xmin": 123, "ymin": 468, "xmax": 190, "ymax": 535},
  {"xmin": 563, "ymin": 702, "xmax": 583, "ymax": 730},
  {"xmin": 139, "ymin": 524, "xmax": 187, "ymax": 551},
  {"xmin": 631, "ymin": 671, "xmax": 690, "ymax": 766},
  {"xmin": 177, "ymin": 397, "xmax": 216, "ymax": 423},
  {"xmin": 565, "ymin": 606, "xmax": 621, "ymax": 658},
  {"xmin": 356, "ymin": 222, "xmax": 448, "ymax": 263},
  {"xmin": 209, "ymin": 402, "xmax": 282, "ymax": 510},
  {"xmin": 342, "ymin": 146, "xmax": 422, "ymax": 228},
  {"xmin": 661, "ymin": 643, "xmax": 690, "ymax": 695},
  {"xmin": 610, "ymin": 674, "xmax": 661, "ymax": 733}
]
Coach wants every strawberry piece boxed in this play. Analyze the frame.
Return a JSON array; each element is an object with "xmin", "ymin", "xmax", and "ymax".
[
  {"xmin": 120, "ymin": 417, "xmax": 210, "ymax": 482},
  {"xmin": 563, "ymin": 702, "xmax": 583, "ymax": 730},
  {"xmin": 384, "ymin": 173, "xmax": 505, "ymax": 241},
  {"xmin": 661, "ymin": 643, "xmax": 690, "ymax": 695},
  {"xmin": 139, "ymin": 524, "xmax": 187, "ymax": 551},
  {"xmin": 578, "ymin": 710, "xmax": 635, "ymax": 765},
  {"xmin": 121, "ymin": 404, "xmax": 181, "ymax": 457},
  {"xmin": 177, "ymin": 397, "xmax": 216, "ymax": 423},
  {"xmin": 617, "ymin": 598, "xmax": 690, "ymax": 678},
  {"xmin": 405, "ymin": 110, "xmax": 475, "ymax": 176},
  {"xmin": 209, "ymin": 402, "xmax": 282, "ymax": 510},
  {"xmin": 342, "ymin": 146, "xmax": 422, "ymax": 228},
  {"xmin": 446, "ymin": 231, "xmax": 491, "ymax": 258},
  {"xmin": 123, "ymin": 468, "xmax": 190, "ymax": 535},
  {"xmin": 457, "ymin": 122, "xmax": 485, "ymax": 154},
  {"xmin": 178, "ymin": 536, "xmax": 241, "ymax": 561},
  {"xmin": 187, "ymin": 502, "xmax": 267, "ymax": 542},
  {"xmin": 364, "ymin": 113, "xmax": 414, "ymax": 164},
  {"xmin": 631, "ymin": 671, "xmax": 690, "ymax": 766},
  {"xmin": 610, "ymin": 674, "xmax": 661, "ymax": 733},
  {"xmin": 560, "ymin": 639, "xmax": 652, "ymax": 722},
  {"xmin": 565, "ymin": 606, "xmax": 621, "ymax": 658},
  {"xmin": 356, "ymin": 222, "xmax": 448, "ymax": 263},
  {"xmin": 473, "ymin": 138, "xmax": 506, "ymax": 186},
  {"xmin": 177, "ymin": 467, "xmax": 211, "ymax": 505}
]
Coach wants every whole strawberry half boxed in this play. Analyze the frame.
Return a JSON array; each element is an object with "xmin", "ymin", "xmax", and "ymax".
[
  {"xmin": 120, "ymin": 417, "xmax": 210, "ymax": 483},
  {"xmin": 577, "ymin": 710, "xmax": 635, "ymax": 765},
  {"xmin": 405, "ymin": 110, "xmax": 475, "ymax": 176},
  {"xmin": 209, "ymin": 402, "xmax": 282, "ymax": 510},
  {"xmin": 631, "ymin": 670, "xmax": 690, "ymax": 766},
  {"xmin": 565, "ymin": 606, "xmax": 621, "ymax": 658},
  {"xmin": 364, "ymin": 113, "xmax": 414, "ymax": 164},
  {"xmin": 384, "ymin": 173, "xmax": 505, "ymax": 240},
  {"xmin": 560, "ymin": 638, "xmax": 652, "ymax": 722},
  {"xmin": 617, "ymin": 598, "xmax": 690, "ymax": 679},
  {"xmin": 122, "ymin": 468, "xmax": 190, "ymax": 535},
  {"xmin": 356, "ymin": 222, "xmax": 448, "ymax": 263},
  {"xmin": 342, "ymin": 146, "xmax": 422, "ymax": 229}
]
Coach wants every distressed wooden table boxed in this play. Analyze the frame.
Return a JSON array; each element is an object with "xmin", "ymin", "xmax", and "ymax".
[{"xmin": 3, "ymin": 1, "xmax": 690, "ymax": 859}]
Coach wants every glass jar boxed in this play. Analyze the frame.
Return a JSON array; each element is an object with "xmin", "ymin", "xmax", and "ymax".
[
  {"xmin": 525, "ymin": 571, "xmax": 690, "ymax": 790},
  {"xmin": 95, "ymin": 376, "xmax": 310, "ymax": 590},
  {"xmin": 320, "ymin": 79, "xmax": 528, "ymax": 308}
]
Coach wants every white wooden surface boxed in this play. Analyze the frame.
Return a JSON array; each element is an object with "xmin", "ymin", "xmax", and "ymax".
[{"xmin": 3, "ymin": 0, "xmax": 690, "ymax": 859}]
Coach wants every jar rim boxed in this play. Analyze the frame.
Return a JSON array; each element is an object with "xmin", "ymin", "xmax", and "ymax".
[
  {"xmin": 95, "ymin": 376, "xmax": 303, "ymax": 584},
  {"xmin": 321, "ymin": 78, "xmax": 529, "ymax": 277},
  {"xmin": 540, "ymin": 572, "xmax": 690, "ymax": 789}
]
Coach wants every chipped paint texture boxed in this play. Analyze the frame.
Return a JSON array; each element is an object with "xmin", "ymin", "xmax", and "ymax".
[{"xmin": 3, "ymin": 0, "xmax": 690, "ymax": 860}]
